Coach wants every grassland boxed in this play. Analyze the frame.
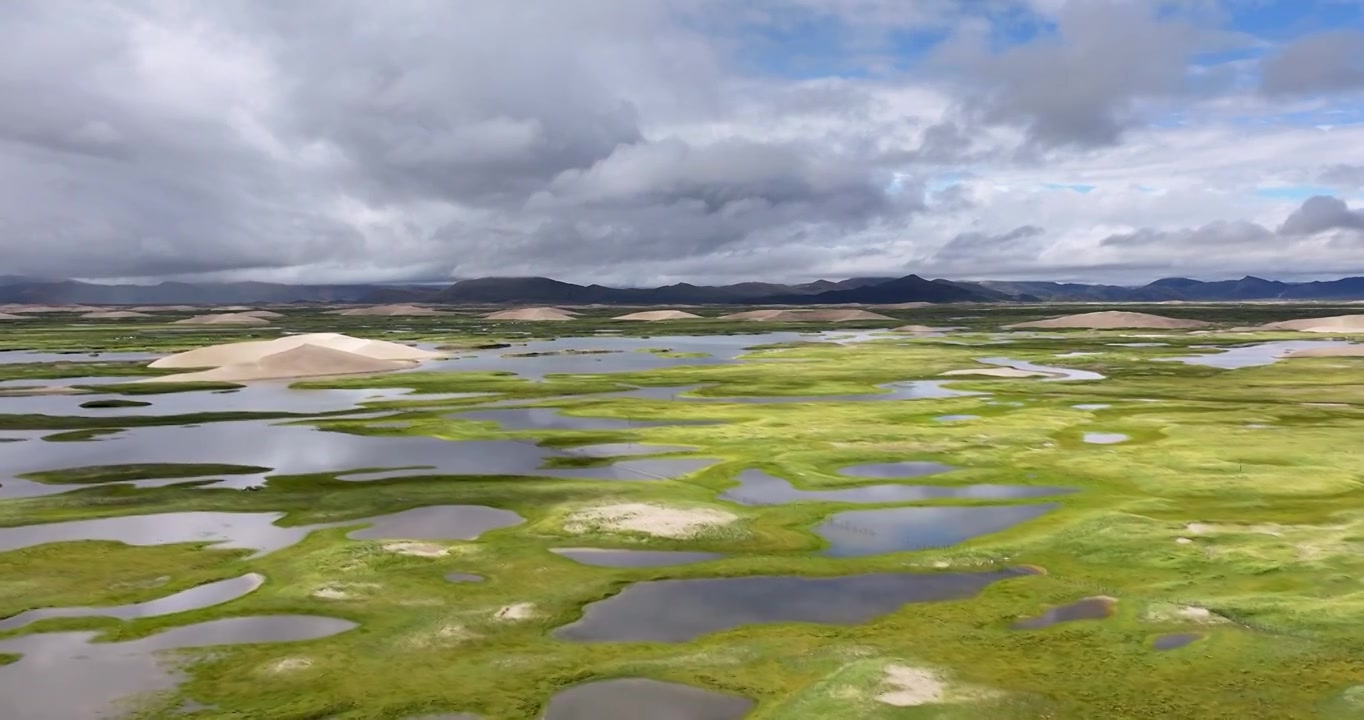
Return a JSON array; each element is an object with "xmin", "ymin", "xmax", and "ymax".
[{"xmin": 0, "ymin": 305, "xmax": 1362, "ymax": 718}]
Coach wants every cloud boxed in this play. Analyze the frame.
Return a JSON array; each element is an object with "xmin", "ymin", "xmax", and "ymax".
[
  {"xmin": 1319, "ymin": 164, "xmax": 1364, "ymax": 191},
  {"xmin": 1261, "ymin": 30, "xmax": 1364, "ymax": 96},
  {"xmin": 3, "ymin": 0, "xmax": 1364, "ymax": 285},
  {"xmin": 1279, "ymin": 195, "xmax": 1364, "ymax": 235},
  {"xmin": 935, "ymin": 1, "xmax": 1202, "ymax": 147}
]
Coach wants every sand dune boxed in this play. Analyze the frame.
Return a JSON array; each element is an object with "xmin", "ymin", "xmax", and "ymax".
[
  {"xmin": 150, "ymin": 343, "xmax": 417, "ymax": 383},
  {"xmin": 151, "ymin": 332, "xmax": 444, "ymax": 369},
  {"xmin": 79, "ymin": 310, "xmax": 153, "ymax": 319},
  {"xmin": 719, "ymin": 309, "xmax": 790, "ymax": 321},
  {"xmin": 874, "ymin": 302, "xmax": 936, "ymax": 309},
  {"xmin": 240, "ymin": 310, "xmax": 285, "ymax": 319},
  {"xmin": 890, "ymin": 325, "xmax": 944, "ymax": 333},
  {"xmin": 483, "ymin": 307, "xmax": 575, "ymax": 321},
  {"xmin": 0, "ymin": 304, "xmax": 97, "ymax": 313},
  {"xmin": 129, "ymin": 305, "xmax": 200, "ymax": 312},
  {"xmin": 719, "ymin": 308, "xmax": 893, "ymax": 322},
  {"xmin": 173, "ymin": 313, "xmax": 272, "ymax": 326},
  {"xmin": 210, "ymin": 305, "xmax": 254, "ymax": 312},
  {"xmin": 337, "ymin": 304, "xmax": 449, "ymax": 317},
  {"xmin": 0, "ymin": 312, "xmax": 30, "ymax": 320},
  {"xmin": 1279, "ymin": 345, "xmax": 1364, "ymax": 358},
  {"xmin": 1008, "ymin": 311, "xmax": 1211, "ymax": 330},
  {"xmin": 612, "ymin": 310, "xmax": 703, "ymax": 321},
  {"xmin": 1259, "ymin": 314, "xmax": 1364, "ymax": 333}
]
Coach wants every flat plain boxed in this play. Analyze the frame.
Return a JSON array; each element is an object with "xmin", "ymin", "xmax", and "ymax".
[{"xmin": 1, "ymin": 302, "xmax": 1362, "ymax": 719}]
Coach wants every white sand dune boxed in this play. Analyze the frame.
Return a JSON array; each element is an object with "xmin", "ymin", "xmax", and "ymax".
[
  {"xmin": 1260, "ymin": 314, "xmax": 1364, "ymax": 333},
  {"xmin": 210, "ymin": 305, "xmax": 254, "ymax": 312},
  {"xmin": 874, "ymin": 302, "xmax": 937, "ymax": 309},
  {"xmin": 483, "ymin": 307, "xmax": 575, "ymax": 321},
  {"xmin": 719, "ymin": 308, "xmax": 893, "ymax": 322},
  {"xmin": 149, "ymin": 343, "xmax": 416, "ymax": 383},
  {"xmin": 612, "ymin": 310, "xmax": 703, "ymax": 321},
  {"xmin": 129, "ymin": 305, "xmax": 200, "ymax": 312},
  {"xmin": 1008, "ymin": 311, "xmax": 1211, "ymax": 330},
  {"xmin": 337, "ymin": 304, "xmax": 449, "ymax": 317},
  {"xmin": 151, "ymin": 332, "xmax": 444, "ymax": 369},
  {"xmin": 719, "ymin": 309, "xmax": 790, "ymax": 321},
  {"xmin": 79, "ymin": 310, "xmax": 153, "ymax": 319},
  {"xmin": 890, "ymin": 324, "xmax": 944, "ymax": 333},
  {"xmin": 0, "ymin": 312, "xmax": 28, "ymax": 320},
  {"xmin": 173, "ymin": 313, "xmax": 272, "ymax": 326},
  {"xmin": 240, "ymin": 310, "xmax": 285, "ymax": 319}
]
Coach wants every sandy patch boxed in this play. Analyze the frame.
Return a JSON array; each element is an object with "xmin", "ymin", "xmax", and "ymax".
[
  {"xmin": 0, "ymin": 312, "xmax": 28, "ymax": 320},
  {"xmin": 267, "ymin": 657, "xmax": 313, "ymax": 673},
  {"xmin": 1175, "ymin": 537, "xmax": 1193, "ymax": 545},
  {"xmin": 337, "ymin": 304, "xmax": 449, "ymax": 316},
  {"xmin": 1185, "ymin": 522, "xmax": 1282, "ymax": 536},
  {"xmin": 494, "ymin": 602, "xmax": 537, "ymax": 621},
  {"xmin": 940, "ymin": 367, "xmax": 1053, "ymax": 378},
  {"xmin": 563, "ymin": 503, "xmax": 738, "ymax": 539},
  {"xmin": 0, "ymin": 385, "xmax": 90, "ymax": 397},
  {"xmin": 718, "ymin": 308, "xmax": 893, "ymax": 322},
  {"xmin": 1007, "ymin": 311, "xmax": 1211, "ymax": 330},
  {"xmin": 1260, "ymin": 314, "xmax": 1364, "ymax": 333},
  {"xmin": 876, "ymin": 665, "xmax": 947, "ymax": 707},
  {"xmin": 311, "ymin": 587, "xmax": 353, "ymax": 600},
  {"xmin": 890, "ymin": 324, "xmax": 944, "ymax": 333},
  {"xmin": 172, "ymin": 312, "xmax": 271, "ymax": 326},
  {"xmin": 383, "ymin": 541, "xmax": 450, "ymax": 557},
  {"xmin": 484, "ymin": 307, "xmax": 575, "ymax": 321},
  {"xmin": 612, "ymin": 310, "xmax": 703, "ymax": 321},
  {"xmin": 1146, "ymin": 604, "xmax": 1229, "ymax": 624},
  {"xmin": 80, "ymin": 310, "xmax": 152, "ymax": 319},
  {"xmin": 240, "ymin": 310, "xmax": 285, "ymax": 319}
]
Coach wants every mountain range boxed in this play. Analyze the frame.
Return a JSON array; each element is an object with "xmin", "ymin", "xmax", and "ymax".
[{"xmin": 4, "ymin": 274, "xmax": 1364, "ymax": 306}]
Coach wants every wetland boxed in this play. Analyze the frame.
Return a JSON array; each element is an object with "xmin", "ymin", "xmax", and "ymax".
[{"xmin": 1, "ymin": 303, "xmax": 1362, "ymax": 719}]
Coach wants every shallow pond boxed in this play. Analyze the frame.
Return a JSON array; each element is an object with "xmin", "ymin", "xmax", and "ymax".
[
  {"xmin": 0, "ymin": 615, "xmax": 356, "ymax": 720},
  {"xmin": 1153, "ymin": 632, "xmax": 1202, "ymax": 650},
  {"xmin": 1072, "ymin": 403, "xmax": 1111, "ymax": 411},
  {"xmin": 1012, "ymin": 596, "xmax": 1116, "ymax": 629},
  {"xmin": 542, "ymin": 678, "xmax": 754, "ymax": 719},
  {"xmin": 0, "ymin": 350, "xmax": 162, "ymax": 365},
  {"xmin": 0, "ymin": 422, "xmax": 720, "ymax": 498},
  {"xmin": 453, "ymin": 407, "xmax": 716, "ymax": 431},
  {"xmin": 559, "ymin": 443, "xmax": 697, "ymax": 457},
  {"xmin": 423, "ymin": 333, "xmax": 814, "ymax": 380},
  {"xmin": 719, "ymin": 469, "xmax": 1068, "ymax": 507},
  {"xmin": 346, "ymin": 505, "xmax": 524, "ymax": 541},
  {"xmin": 499, "ymin": 379, "xmax": 985, "ymax": 406},
  {"xmin": 933, "ymin": 414, "xmax": 979, "ymax": 422},
  {"xmin": 551, "ymin": 548, "xmax": 724, "ymax": 568},
  {"xmin": 0, "ymin": 573, "xmax": 265, "ymax": 632},
  {"xmin": 814, "ymin": 503, "xmax": 1060, "ymax": 557},
  {"xmin": 554, "ymin": 568, "xmax": 1035, "ymax": 642},
  {"xmin": 1164, "ymin": 340, "xmax": 1355, "ymax": 369},
  {"xmin": 444, "ymin": 573, "xmax": 485, "ymax": 583},
  {"xmin": 1082, "ymin": 432, "xmax": 1129, "ymax": 445},
  {"xmin": 0, "ymin": 511, "xmax": 326, "ymax": 557},
  {"xmin": 0, "ymin": 383, "xmax": 425, "ymax": 418}
]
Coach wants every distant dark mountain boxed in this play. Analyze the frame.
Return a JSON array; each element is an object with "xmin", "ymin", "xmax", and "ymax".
[
  {"xmin": 8, "ymin": 273, "xmax": 1364, "ymax": 306},
  {"xmin": 975, "ymin": 280, "xmax": 1136, "ymax": 302},
  {"xmin": 0, "ymin": 280, "xmax": 426, "ymax": 305},
  {"xmin": 762, "ymin": 275, "xmax": 996, "ymax": 304}
]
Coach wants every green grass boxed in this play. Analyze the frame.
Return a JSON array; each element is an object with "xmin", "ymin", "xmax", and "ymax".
[{"xmin": 1, "ymin": 308, "xmax": 1363, "ymax": 718}]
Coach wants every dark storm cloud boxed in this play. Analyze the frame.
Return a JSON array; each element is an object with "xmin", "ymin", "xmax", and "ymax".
[
  {"xmin": 935, "ymin": 2, "xmax": 1201, "ymax": 148},
  {"xmin": 1261, "ymin": 30, "xmax": 1364, "ymax": 96},
  {"xmin": 1278, "ymin": 196, "xmax": 1364, "ymax": 235},
  {"xmin": 0, "ymin": 0, "xmax": 924, "ymax": 281}
]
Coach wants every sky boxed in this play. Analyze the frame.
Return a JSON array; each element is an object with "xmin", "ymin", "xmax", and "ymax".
[{"xmin": 3, "ymin": 0, "xmax": 1364, "ymax": 287}]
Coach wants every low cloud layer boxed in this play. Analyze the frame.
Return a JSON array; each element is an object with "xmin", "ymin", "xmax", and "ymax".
[{"xmin": 3, "ymin": 0, "xmax": 1364, "ymax": 285}]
